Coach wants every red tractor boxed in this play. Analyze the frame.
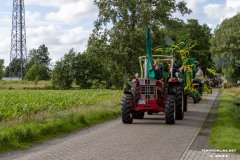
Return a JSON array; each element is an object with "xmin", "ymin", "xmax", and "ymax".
[{"xmin": 121, "ymin": 55, "xmax": 185, "ymax": 124}]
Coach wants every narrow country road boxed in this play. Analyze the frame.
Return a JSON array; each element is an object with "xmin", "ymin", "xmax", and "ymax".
[{"xmin": 0, "ymin": 89, "xmax": 220, "ymax": 160}]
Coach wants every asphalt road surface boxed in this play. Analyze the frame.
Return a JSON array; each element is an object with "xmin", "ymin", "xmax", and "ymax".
[{"xmin": 0, "ymin": 88, "xmax": 220, "ymax": 160}]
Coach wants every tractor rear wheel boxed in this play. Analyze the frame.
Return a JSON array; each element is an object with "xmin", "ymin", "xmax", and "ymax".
[
  {"xmin": 121, "ymin": 94, "xmax": 133, "ymax": 124},
  {"xmin": 165, "ymin": 95, "xmax": 176, "ymax": 124},
  {"xmin": 172, "ymin": 85, "xmax": 184, "ymax": 120},
  {"xmin": 176, "ymin": 90, "xmax": 184, "ymax": 120}
]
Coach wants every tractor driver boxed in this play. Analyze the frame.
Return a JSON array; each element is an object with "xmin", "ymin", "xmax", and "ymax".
[{"xmin": 154, "ymin": 64, "xmax": 163, "ymax": 80}]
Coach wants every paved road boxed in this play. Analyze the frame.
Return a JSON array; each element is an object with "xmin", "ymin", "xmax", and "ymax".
[{"xmin": 1, "ymin": 89, "xmax": 221, "ymax": 160}]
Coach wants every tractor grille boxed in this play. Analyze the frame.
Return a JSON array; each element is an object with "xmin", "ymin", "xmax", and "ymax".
[
  {"xmin": 139, "ymin": 79, "xmax": 156, "ymax": 99},
  {"xmin": 141, "ymin": 86, "xmax": 155, "ymax": 99},
  {"xmin": 139, "ymin": 79, "xmax": 156, "ymax": 85}
]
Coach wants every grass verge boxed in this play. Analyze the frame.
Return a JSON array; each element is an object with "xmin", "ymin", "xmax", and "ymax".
[
  {"xmin": 0, "ymin": 107, "xmax": 121, "ymax": 154},
  {"xmin": 209, "ymin": 87, "xmax": 240, "ymax": 154},
  {"xmin": 0, "ymin": 80, "xmax": 53, "ymax": 90}
]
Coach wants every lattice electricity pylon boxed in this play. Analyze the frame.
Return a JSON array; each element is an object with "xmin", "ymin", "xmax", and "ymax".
[{"xmin": 10, "ymin": 0, "xmax": 27, "ymax": 79}]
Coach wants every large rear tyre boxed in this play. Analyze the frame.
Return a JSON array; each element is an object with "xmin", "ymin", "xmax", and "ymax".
[
  {"xmin": 121, "ymin": 94, "xmax": 133, "ymax": 124},
  {"xmin": 176, "ymin": 87, "xmax": 184, "ymax": 120},
  {"xmin": 165, "ymin": 95, "xmax": 176, "ymax": 124},
  {"xmin": 172, "ymin": 85, "xmax": 184, "ymax": 120}
]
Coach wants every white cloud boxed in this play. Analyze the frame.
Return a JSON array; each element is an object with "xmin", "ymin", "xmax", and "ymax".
[
  {"xmin": 0, "ymin": 12, "xmax": 11, "ymax": 25},
  {"xmin": 204, "ymin": 0, "xmax": 240, "ymax": 24},
  {"xmin": 174, "ymin": 0, "xmax": 240, "ymax": 30},
  {"xmin": 226, "ymin": 0, "xmax": 240, "ymax": 9},
  {"xmin": 25, "ymin": 0, "xmax": 65, "ymax": 7},
  {"xmin": 0, "ymin": 27, "xmax": 11, "ymax": 65},
  {"xmin": 25, "ymin": 11, "xmax": 44, "ymax": 26},
  {"xmin": 203, "ymin": 4, "xmax": 225, "ymax": 20},
  {"xmin": 58, "ymin": 27, "xmax": 91, "ymax": 45},
  {"xmin": 45, "ymin": 0, "xmax": 98, "ymax": 23},
  {"xmin": 183, "ymin": 0, "xmax": 206, "ymax": 12},
  {"xmin": 0, "ymin": 0, "xmax": 98, "ymax": 66},
  {"xmin": 27, "ymin": 24, "xmax": 91, "ymax": 64},
  {"xmin": 173, "ymin": 0, "xmax": 207, "ymax": 23}
]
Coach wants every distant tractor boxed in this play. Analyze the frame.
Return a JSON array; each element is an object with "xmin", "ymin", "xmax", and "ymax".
[{"xmin": 121, "ymin": 55, "xmax": 184, "ymax": 124}]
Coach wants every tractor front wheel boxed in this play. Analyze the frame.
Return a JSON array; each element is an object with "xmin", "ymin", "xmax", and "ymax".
[{"xmin": 121, "ymin": 94, "xmax": 133, "ymax": 124}]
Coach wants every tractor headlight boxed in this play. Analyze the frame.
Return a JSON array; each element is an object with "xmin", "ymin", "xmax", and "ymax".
[{"xmin": 138, "ymin": 99, "xmax": 146, "ymax": 104}]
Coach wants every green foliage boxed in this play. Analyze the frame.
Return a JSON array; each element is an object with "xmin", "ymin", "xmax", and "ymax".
[
  {"xmin": 26, "ymin": 44, "xmax": 51, "ymax": 69},
  {"xmin": 34, "ymin": 76, "xmax": 40, "ymax": 86},
  {"xmin": 211, "ymin": 13, "xmax": 240, "ymax": 82},
  {"xmin": 25, "ymin": 44, "xmax": 51, "ymax": 80},
  {"xmin": 0, "ymin": 80, "xmax": 52, "ymax": 90},
  {"xmin": 7, "ymin": 58, "xmax": 27, "ymax": 78},
  {"xmin": 52, "ymin": 49, "xmax": 76, "ymax": 89},
  {"xmin": 169, "ymin": 19, "xmax": 212, "ymax": 67},
  {"xmin": 25, "ymin": 64, "xmax": 50, "ymax": 81},
  {"xmin": 0, "ymin": 59, "xmax": 4, "ymax": 79},
  {"xmin": 74, "ymin": 53, "xmax": 109, "ymax": 89},
  {"xmin": 86, "ymin": 0, "xmax": 191, "ymax": 88}
]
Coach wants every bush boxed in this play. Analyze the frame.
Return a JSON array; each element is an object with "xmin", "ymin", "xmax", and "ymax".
[{"xmin": 224, "ymin": 83, "xmax": 227, "ymax": 88}]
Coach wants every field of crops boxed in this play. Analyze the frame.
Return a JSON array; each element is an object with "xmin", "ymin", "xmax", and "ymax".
[
  {"xmin": 0, "ymin": 89, "xmax": 122, "ymax": 153},
  {"xmin": 0, "ymin": 89, "xmax": 122, "ymax": 121}
]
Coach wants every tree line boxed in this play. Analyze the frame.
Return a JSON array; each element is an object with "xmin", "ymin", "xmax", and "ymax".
[{"xmin": 0, "ymin": 0, "xmax": 239, "ymax": 88}]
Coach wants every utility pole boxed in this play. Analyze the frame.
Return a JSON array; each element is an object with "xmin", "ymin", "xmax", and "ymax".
[{"xmin": 10, "ymin": 0, "xmax": 27, "ymax": 79}]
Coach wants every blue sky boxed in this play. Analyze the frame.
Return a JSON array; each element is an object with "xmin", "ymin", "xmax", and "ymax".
[{"xmin": 0, "ymin": 0, "xmax": 240, "ymax": 66}]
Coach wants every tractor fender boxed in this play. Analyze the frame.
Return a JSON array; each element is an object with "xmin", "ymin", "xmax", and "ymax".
[
  {"xmin": 167, "ymin": 79, "xmax": 184, "ymax": 94},
  {"xmin": 168, "ymin": 78, "xmax": 183, "ymax": 83}
]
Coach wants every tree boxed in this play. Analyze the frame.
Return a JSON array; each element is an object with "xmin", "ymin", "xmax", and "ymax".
[
  {"xmin": 87, "ymin": 0, "xmax": 191, "ymax": 88},
  {"xmin": 181, "ymin": 19, "xmax": 212, "ymax": 67},
  {"xmin": 52, "ymin": 49, "xmax": 76, "ymax": 89},
  {"xmin": 74, "ymin": 52, "xmax": 109, "ymax": 88},
  {"xmin": 25, "ymin": 64, "xmax": 50, "ymax": 81},
  {"xmin": 7, "ymin": 58, "xmax": 27, "ymax": 78},
  {"xmin": 211, "ymin": 13, "xmax": 240, "ymax": 82},
  {"xmin": 27, "ymin": 44, "xmax": 51, "ymax": 67},
  {"xmin": 25, "ymin": 44, "xmax": 51, "ymax": 80},
  {"xmin": 0, "ymin": 59, "xmax": 4, "ymax": 79}
]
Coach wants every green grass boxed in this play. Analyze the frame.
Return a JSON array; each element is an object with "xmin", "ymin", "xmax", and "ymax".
[
  {"xmin": 0, "ymin": 80, "xmax": 53, "ymax": 90},
  {"xmin": 0, "ymin": 89, "xmax": 122, "ymax": 153},
  {"xmin": 209, "ymin": 88, "xmax": 240, "ymax": 154}
]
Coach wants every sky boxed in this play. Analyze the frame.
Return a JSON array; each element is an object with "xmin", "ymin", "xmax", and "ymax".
[{"xmin": 0, "ymin": 0, "xmax": 240, "ymax": 66}]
